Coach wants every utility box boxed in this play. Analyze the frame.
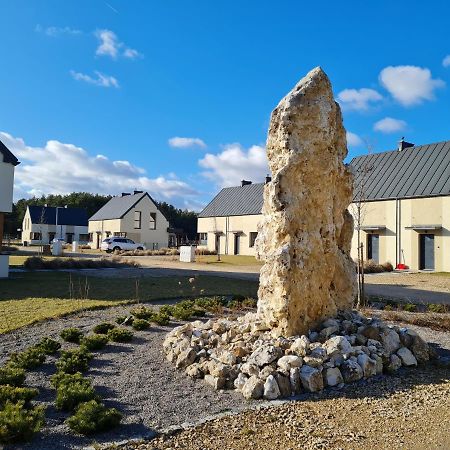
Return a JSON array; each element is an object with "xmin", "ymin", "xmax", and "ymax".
[
  {"xmin": 52, "ymin": 241, "xmax": 63, "ymax": 256},
  {"xmin": 179, "ymin": 246, "xmax": 196, "ymax": 263},
  {"xmin": 72, "ymin": 241, "xmax": 78, "ymax": 252},
  {"xmin": 0, "ymin": 255, "xmax": 9, "ymax": 278}
]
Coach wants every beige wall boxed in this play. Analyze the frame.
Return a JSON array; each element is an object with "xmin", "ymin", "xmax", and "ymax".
[
  {"xmin": 89, "ymin": 195, "xmax": 169, "ymax": 249},
  {"xmin": 0, "ymin": 161, "xmax": 15, "ymax": 213},
  {"xmin": 197, "ymin": 215, "xmax": 262, "ymax": 256},
  {"xmin": 350, "ymin": 195, "xmax": 450, "ymax": 272}
]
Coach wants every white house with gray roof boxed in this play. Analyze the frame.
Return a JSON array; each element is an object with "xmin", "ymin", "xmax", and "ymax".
[
  {"xmin": 88, "ymin": 191, "xmax": 170, "ymax": 250},
  {"xmin": 198, "ymin": 139, "xmax": 450, "ymax": 271}
]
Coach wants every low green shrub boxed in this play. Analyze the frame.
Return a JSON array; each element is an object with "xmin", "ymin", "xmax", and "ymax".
[
  {"xmin": 107, "ymin": 328, "xmax": 133, "ymax": 343},
  {"xmin": 403, "ymin": 303, "xmax": 417, "ymax": 312},
  {"xmin": 56, "ymin": 348, "xmax": 93, "ymax": 374},
  {"xmin": 158, "ymin": 305, "xmax": 174, "ymax": 317},
  {"xmin": 8, "ymin": 347, "xmax": 46, "ymax": 370},
  {"xmin": 242, "ymin": 298, "xmax": 257, "ymax": 308},
  {"xmin": 0, "ymin": 386, "xmax": 39, "ymax": 407},
  {"xmin": 0, "ymin": 401, "xmax": 45, "ymax": 444},
  {"xmin": 194, "ymin": 296, "xmax": 227, "ymax": 311},
  {"xmin": 116, "ymin": 315, "xmax": 134, "ymax": 326},
  {"xmin": 171, "ymin": 305, "xmax": 194, "ymax": 321},
  {"xmin": 427, "ymin": 303, "xmax": 448, "ymax": 314},
  {"xmin": 66, "ymin": 400, "xmax": 122, "ymax": 435},
  {"xmin": 384, "ymin": 304, "xmax": 394, "ymax": 311},
  {"xmin": 37, "ymin": 337, "xmax": 61, "ymax": 355},
  {"xmin": 80, "ymin": 334, "xmax": 109, "ymax": 351},
  {"xmin": 60, "ymin": 328, "xmax": 83, "ymax": 344},
  {"xmin": 0, "ymin": 366, "xmax": 26, "ymax": 387},
  {"xmin": 130, "ymin": 306, "xmax": 154, "ymax": 320},
  {"xmin": 93, "ymin": 323, "xmax": 116, "ymax": 335},
  {"xmin": 151, "ymin": 312, "xmax": 170, "ymax": 326},
  {"xmin": 55, "ymin": 375, "xmax": 98, "ymax": 411},
  {"xmin": 50, "ymin": 371, "xmax": 84, "ymax": 389},
  {"xmin": 132, "ymin": 319, "xmax": 150, "ymax": 330}
]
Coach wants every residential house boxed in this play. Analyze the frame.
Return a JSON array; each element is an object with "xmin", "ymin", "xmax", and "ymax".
[
  {"xmin": 197, "ymin": 139, "xmax": 450, "ymax": 271},
  {"xmin": 22, "ymin": 206, "xmax": 89, "ymax": 245},
  {"xmin": 88, "ymin": 191, "xmax": 170, "ymax": 249},
  {"xmin": 0, "ymin": 139, "xmax": 20, "ymax": 277}
]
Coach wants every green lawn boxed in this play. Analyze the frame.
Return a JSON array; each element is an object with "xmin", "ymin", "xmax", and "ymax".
[
  {"xmin": 195, "ymin": 254, "xmax": 263, "ymax": 266},
  {"xmin": 0, "ymin": 272, "xmax": 258, "ymax": 334}
]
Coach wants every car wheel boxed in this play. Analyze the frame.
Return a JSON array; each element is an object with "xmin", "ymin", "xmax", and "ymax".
[
  {"xmin": 137, "ymin": 247, "xmax": 143, "ymax": 251},
  {"xmin": 113, "ymin": 246, "xmax": 121, "ymax": 252}
]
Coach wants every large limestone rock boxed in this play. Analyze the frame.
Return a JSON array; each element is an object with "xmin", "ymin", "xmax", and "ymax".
[{"xmin": 255, "ymin": 67, "xmax": 356, "ymax": 337}]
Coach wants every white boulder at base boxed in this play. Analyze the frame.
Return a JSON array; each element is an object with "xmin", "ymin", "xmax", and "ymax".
[{"xmin": 163, "ymin": 311, "xmax": 432, "ymax": 400}]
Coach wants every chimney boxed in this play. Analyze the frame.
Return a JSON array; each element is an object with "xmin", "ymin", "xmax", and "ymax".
[
  {"xmin": 398, "ymin": 137, "xmax": 414, "ymax": 152},
  {"xmin": 265, "ymin": 174, "xmax": 272, "ymax": 184},
  {"xmin": 134, "ymin": 190, "xmax": 143, "ymax": 195},
  {"xmin": 241, "ymin": 180, "xmax": 252, "ymax": 187},
  {"xmin": 121, "ymin": 192, "xmax": 131, "ymax": 197}
]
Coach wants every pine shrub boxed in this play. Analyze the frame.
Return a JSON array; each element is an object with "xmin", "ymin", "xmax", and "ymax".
[
  {"xmin": 37, "ymin": 337, "xmax": 61, "ymax": 355},
  {"xmin": 107, "ymin": 328, "xmax": 133, "ymax": 343},
  {"xmin": 66, "ymin": 400, "xmax": 121, "ymax": 435},
  {"xmin": 0, "ymin": 386, "xmax": 39, "ymax": 407},
  {"xmin": 151, "ymin": 312, "xmax": 170, "ymax": 326},
  {"xmin": 0, "ymin": 401, "xmax": 45, "ymax": 444},
  {"xmin": 8, "ymin": 347, "xmax": 46, "ymax": 370},
  {"xmin": 93, "ymin": 323, "xmax": 116, "ymax": 335},
  {"xmin": 56, "ymin": 348, "xmax": 93, "ymax": 374},
  {"xmin": 60, "ymin": 328, "xmax": 83, "ymax": 344},
  {"xmin": 80, "ymin": 334, "xmax": 109, "ymax": 351},
  {"xmin": 0, "ymin": 366, "xmax": 26, "ymax": 387},
  {"xmin": 55, "ymin": 375, "xmax": 98, "ymax": 411},
  {"xmin": 131, "ymin": 319, "xmax": 150, "ymax": 331}
]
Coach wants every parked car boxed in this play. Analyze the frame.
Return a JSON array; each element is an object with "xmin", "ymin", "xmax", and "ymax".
[
  {"xmin": 100, "ymin": 237, "xmax": 145, "ymax": 253},
  {"xmin": 51, "ymin": 238, "xmax": 66, "ymax": 245}
]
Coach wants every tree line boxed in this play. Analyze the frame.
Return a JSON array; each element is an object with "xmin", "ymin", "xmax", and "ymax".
[{"xmin": 5, "ymin": 193, "xmax": 198, "ymax": 240}]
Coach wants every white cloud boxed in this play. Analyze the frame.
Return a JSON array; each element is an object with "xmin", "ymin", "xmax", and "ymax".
[
  {"xmin": 443, "ymin": 55, "xmax": 450, "ymax": 68},
  {"xmin": 36, "ymin": 24, "xmax": 82, "ymax": 36},
  {"xmin": 1, "ymin": 131, "xmax": 198, "ymax": 207},
  {"xmin": 379, "ymin": 65, "xmax": 445, "ymax": 106},
  {"xmin": 95, "ymin": 29, "xmax": 142, "ymax": 60},
  {"xmin": 199, "ymin": 144, "xmax": 268, "ymax": 188},
  {"xmin": 337, "ymin": 88, "xmax": 383, "ymax": 111},
  {"xmin": 346, "ymin": 131, "xmax": 363, "ymax": 147},
  {"xmin": 168, "ymin": 137, "xmax": 207, "ymax": 149},
  {"xmin": 70, "ymin": 70, "xmax": 119, "ymax": 88},
  {"xmin": 373, "ymin": 117, "xmax": 407, "ymax": 134}
]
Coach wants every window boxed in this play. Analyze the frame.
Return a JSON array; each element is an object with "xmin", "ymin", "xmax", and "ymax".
[
  {"xmin": 149, "ymin": 212, "xmax": 156, "ymax": 230},
  {"xmin": 134, "ymin": 211, "xmax": 142, "ymax": 229},
  {"xmin": 249, "ymin": 232, "xmax": 258, "ymax": 248},
  {"xmin": 79, "ymin": 234, "xmax": 90, "ymax": 242},
  {"xmin": 198, "ymin": 233, "xmax": 208, "ymax": 245},
  {"xmin": 30, "ymin": 232, "xmax": 42, "ymax": 240},
  {"xmin": 114, "ymin": 232, "xmax": 127, "ymax": 237}
]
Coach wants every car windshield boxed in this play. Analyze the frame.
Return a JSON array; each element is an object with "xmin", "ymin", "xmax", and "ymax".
[{"xmin": 102, "ymin": 239, "xmax": 111, "ymax": 243}]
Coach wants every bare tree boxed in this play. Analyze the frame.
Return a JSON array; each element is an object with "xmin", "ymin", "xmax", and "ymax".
[{"xmin": 349, "ymin": 141, "xmax": 374, "ymax": 308}]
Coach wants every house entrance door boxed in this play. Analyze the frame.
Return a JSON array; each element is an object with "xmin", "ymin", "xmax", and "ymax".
[
  {"xmin": 234, "ymin": 234, "xmax": 240, "ymax": 255},
  {"xmin": 419, "ymin": 234, "xmax": 434, "ymax": 270},
  {"xmin": 367, "ymin": 234, "xmax": 379, "ymax": 263}
]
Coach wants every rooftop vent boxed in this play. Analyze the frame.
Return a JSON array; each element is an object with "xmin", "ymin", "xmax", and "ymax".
[
  {"xmin": 265, "ymin": 175, "xmax": 272, "ymax": 184},
  {"xmin": 241, "ymin": 180, "xmax": 252, "ymax": 187},
  {"xmin": 134, "ymin": 190, "xmax": 143, "ymax": 195},
  {"xmin": 398, "ymin": 137, "xmax": 414, "ymax": 152},
  {"xmin": 121, "ymin": 192, "xmax": 131, "ymax": 197}
]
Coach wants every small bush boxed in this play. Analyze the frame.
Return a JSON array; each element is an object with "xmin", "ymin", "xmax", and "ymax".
[
  {"xmin": 60, "ymin": 328, "xmax": 83, "ymax": 344},
  {"xmin": 131, "ymin": 319, "xmax": 150, "ymax": 331},
  {"xmin": 0, "ymin": 386, "xmax": 39, "ymax": 407},
  {"xmin": 8, "ymin": 347, "xmax": 46, "ymax": 370},
  {"xmin": 403, "ymin": 303, "xmax": 417, "ymax": 312},
  {"xmin": 51, "ymin": 371, "xmax": 84, "ymax": 389},
  {"xmin": 159, "ymin": 305, "xmax": 174, "ymax": 317},
  {"xmin": 66, "ymin": 400, "xmax": 122, "ymax": 435},
  {"xmin": 381, "ymin": 261, "xmax": 394, "ymax": 272},
  {"xmin": 0, "ymin": 366, "xmax": 26, "ymax": 387},
  {"xmin": 93, "ymin": 323, "xmax": 116, "ymax": 335},
  {"xmin": 56, "ymin": 348, "xmax": 93, "ymax": 374},
  {"xmin": 427, "ymin": 304, "xmax": 448, "ymax": 314},
  {"xmin": 81, "ymin": 334, "xmax": 109, "ymax": 351},
  {"xmin": 130, "ymin": 306, "xmax": 154, "ymax": 320},
  {"xmin": 0, "ymin": 401, "xmax": 45, "ymax": 444},
  {"xmin": 384, "ymin": 304, "xmax": 394, "ymax": 311},
  {"xmin": 171, "ymin": 305, "xmax": 194, "ymax": 321},
  {"xmin": 55, "ymin": 375, "xmax": 98, "ymax": 411},
  {"xmin": 116, "ymin": 315, "xmax": 134, "ymax": 326},
  {"xmin": 194, "ymin": 296, "xmax": 227, "ymax": 311},
  {"xmin": 242, "ymin": 298, "xmax": 257, "ymax": 308},
  {"xmin": 107, "ymin": 328, "xmax": 133, "ymax": 343},
  {"xmin": 37, "ymin": 337, "xmax": 61, "ymax": 355},
  {"xmin": 151, "ymin": 312, "xmax": 170, "ymax": 326}
]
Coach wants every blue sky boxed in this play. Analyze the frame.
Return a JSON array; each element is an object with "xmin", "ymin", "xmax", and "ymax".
[{"xmin": 1, "ymin": 0, "xmax": 449, "ymax": 210}]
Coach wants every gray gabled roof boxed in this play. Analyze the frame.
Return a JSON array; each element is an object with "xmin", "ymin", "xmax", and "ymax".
[
  {"xmin": 0, "ymin": 139, "xmax": 20, "ymax": 166},
  {"xmin": 199, "ymin": 140, "xmax": 450, "ymax": 217},
  {"xmin": 198, "ymin": 183, "xmax": 265, "ymax": 218},
  {"xmin": 350, "ymin": 140, "xmax": 450, "ymax": 201},
  {"xmin": 89, "ymin": 192, "xmax": 147, "ymax": 221}
]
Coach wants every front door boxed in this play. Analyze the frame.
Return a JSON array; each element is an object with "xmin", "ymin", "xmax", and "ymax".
[
  {"xmin": 215, "ymin": 234, "xmax": 220, "ymax": 254},
  {"xmin": 419, "ymin": 234, "xmax": 434, "ymax": 270},
  {"xmin": 234, "ymin": 234, "xmax": 240, "ymax": 255},
  {"xmin": 96, "ymin": 233, "xmax": 101, "ymax": 249},
  {"xmin": 367, "ymin": 234, "xmax": 379, "ymax": 263}
]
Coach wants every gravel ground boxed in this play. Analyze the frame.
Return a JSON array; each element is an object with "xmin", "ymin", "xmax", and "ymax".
[
  {"xmin": 130, "ymin": 365, "xmax": 450, "ymax": 450},
  {"xmin": 0, "ymin": 305, "xmax": 244, "ymax": 450},
  {"xmin": 1, "ymin": 307, "xmax": 449, "ymax": 450}
]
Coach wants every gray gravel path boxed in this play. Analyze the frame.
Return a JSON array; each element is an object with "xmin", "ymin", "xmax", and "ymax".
[{"xmin": 0, "ymin": 305, "xmax": 243, "ymax": 450}]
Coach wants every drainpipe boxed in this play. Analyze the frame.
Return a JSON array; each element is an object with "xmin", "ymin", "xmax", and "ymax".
[{"xmin": 395, "ymin": 198, "xmax": 398, "ymax": 267}]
